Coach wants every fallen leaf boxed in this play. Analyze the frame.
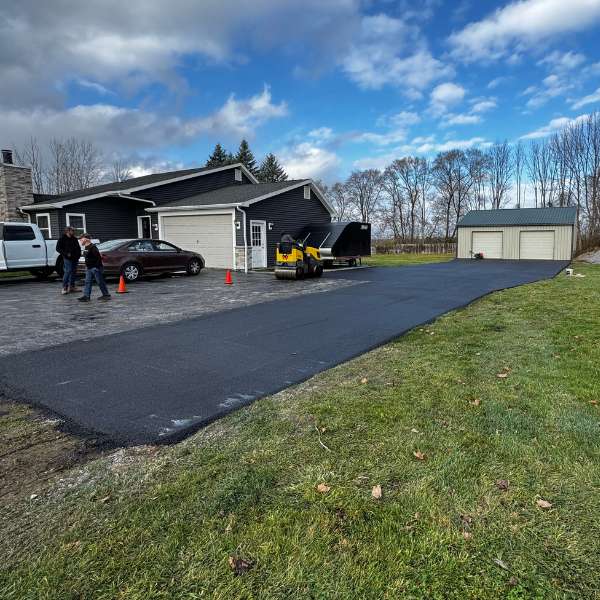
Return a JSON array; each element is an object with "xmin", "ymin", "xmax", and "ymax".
[
  {"xmin": 469, "ymin": 398, "xmax": 481, "ymax": 407},
  {"xmin": 371, "ymin": 484, "xmax": 382, "ymax": 499},
  {"xmin": 430, "ymin": 332, "xmax": 435, "ymax": 336},
  {"xmin": 30, "ymin": 493, "xmax": 38, "ymax": 500},
  {"xmin": 493, "ymin": 558, "xmax": 510, "ymax": 571},
  {"xmin": 410, "ymin": 427, "xmax": 419, "ymax": 433},
  {"xmin": 508, "ymin": 576, "xmax": 519, "ymax": 588},
  {"xmin": 228, "ymin": 555, "xmax": 253, "ymax": 575},
  {"xmin": 99, "ymin": 495, "xmax": 111, "ymax": 504},
  {"xmin": 475, "ymin": 352, "xmax": 481, "ymax": 356},
  {"xmin": 589, "ymin": 400, "xmax": 598, "ymax": 406},
  {"xmin": 413, "ymin": 450, "xmax": 426, "ymax": 461},
  {"xmin": 360, "ymin": 377, "xmax": 368, "ymax": 384},
  {"xmin": 496, "ymin": 479, "xmax": 510, "ymax": 491},
  {"xmin": 316, "ymin": 483, "xmax": 331, "ymax": 494},
  {"xmin": 496, "ymin": 372, "xmax": 509, "ymax": 379},
  {"xmin": 536, "ymin": 498, "xmax": 553, "ymax": 509},
  {"xmin": 462, "ymin": 531, "xmax": 472, "ymax": 540}
]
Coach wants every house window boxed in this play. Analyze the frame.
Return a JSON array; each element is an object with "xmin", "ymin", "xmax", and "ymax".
[
  {"xmin": 66, "ymin": 213, "xmax": 86, "ymax": 237},
  {"xmin": 235, "ymin": 168, "xmax": 242, "ymax": 182},
  {"xmin": 35, "ymin": 213, "xmax": 52, "ymax": 239},
  {"xmin": 304, "ymin": 185, "xmax": 311, "ymax": 200}
]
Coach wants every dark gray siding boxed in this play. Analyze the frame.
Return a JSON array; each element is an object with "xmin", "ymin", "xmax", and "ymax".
[
  {"xmin": 240, "ymin": 186, "xmax": 331, "ymax": 266},
  {"xmin": 135, "ymin": 169, "xmax": 250, "ymax": 206},
  {"xmin": 56, "ymin": 197, "xmax": 143, "ymax": 241}
]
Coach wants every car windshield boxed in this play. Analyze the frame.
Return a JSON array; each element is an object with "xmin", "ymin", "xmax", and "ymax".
[{"xmin": 97, "ymin": 239, "xmax": 132, "ymax": 251}]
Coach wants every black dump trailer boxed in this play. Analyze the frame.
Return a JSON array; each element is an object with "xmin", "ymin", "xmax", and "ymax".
[{"xmin": 298, "ymin": 221, "xmax": 371, "ymax": 267}]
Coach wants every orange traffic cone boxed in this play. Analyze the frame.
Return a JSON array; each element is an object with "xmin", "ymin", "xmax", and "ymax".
[
  {"xmin": 116, "ymin": 274, "xmax": 128, "ymax": 294},
  {"xmin": 224, "ymin": 270, "xmax": 233, "ymax": 285}
]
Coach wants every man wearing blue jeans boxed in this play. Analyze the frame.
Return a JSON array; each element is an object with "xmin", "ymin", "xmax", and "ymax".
[
  {"xmin": 77, "ymin": 233, "xmax": 111, "ymax": 302},
  {"xmin": 56, "ymin": 226, "xmax": 81, "ymax": 294}
]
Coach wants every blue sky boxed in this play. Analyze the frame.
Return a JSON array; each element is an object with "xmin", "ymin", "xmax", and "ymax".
[{"xmin": 1, "ymin": 0, "xmax": 600, "ymax": 182}]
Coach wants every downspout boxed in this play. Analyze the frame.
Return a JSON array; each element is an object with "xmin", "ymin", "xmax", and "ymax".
[{"xmin": 236, "ymin": 205, "xmax": 248, "ymax": 273}]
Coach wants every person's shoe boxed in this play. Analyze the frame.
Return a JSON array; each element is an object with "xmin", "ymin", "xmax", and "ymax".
[
  {"xmin": 77, "ymin": 296, "xmax": 91, "ymax": 302},
  {"xmin": 61, "ymin": 288, "xmax": 69, "ymax": 295},
  {"xmin": 98, "ymin": 294, "xmax": 112, "ymax": 301}
]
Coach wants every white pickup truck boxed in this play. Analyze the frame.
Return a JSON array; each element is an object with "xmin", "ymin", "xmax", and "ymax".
[{"xmin": 0, "ymin": 221, "xmax": 63, "ymax": 278}]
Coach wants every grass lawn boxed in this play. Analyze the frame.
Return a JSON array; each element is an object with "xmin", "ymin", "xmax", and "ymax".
[
  {"xmin": 0, "ymin": 271, "xmax": 31, "ymax": 279},
  {"xmin": 364, "ymin": 252, "xmax": 454, "ymax": 266},
  {"xmin": 2, "ymin": 263, "xmax": 599, "ymax": 599}
]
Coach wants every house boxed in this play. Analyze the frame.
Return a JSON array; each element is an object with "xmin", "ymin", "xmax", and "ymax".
[
  {"xmin": 456, "ymin": 207, "xmax": 577, "ymax": 260},
  {"xmin": 0, "ymin": 150, "xmax": 334, "ymax": 270}
]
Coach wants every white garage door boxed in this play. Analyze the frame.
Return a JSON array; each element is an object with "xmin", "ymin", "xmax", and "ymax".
[
  {"xmin": 161, "ymin": 214, "xmax": 233, "ymax": 269},
  {"xmin": 472, "ymin": 231, "xmax": 503, "ymax": 259},
  {"xmin": 520, "ymin": 231, "xmax": 555, "ymax": 260}
]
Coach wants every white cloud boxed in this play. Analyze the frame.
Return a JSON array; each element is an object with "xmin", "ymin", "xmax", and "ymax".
[
  {"xmin": 0, "ymin": 87, "xmax": 287, "ymax": 152},
  {"xmin": 442, "ymin": 113, "xmax": 482, "ymax": 126},
  {"xmin": 487, "ymin": 76, "xmax": 508, "ymax": 89},
  {"xmin": 571, "ymin": 87, "xmax": 600, "ymax": 109},
  {"xmin": 520, "ymin": 113, "xmax": 589, "ymax": 139},
  {"xmin": 524, "ymin": 73, "xmax": 573, "ymax": 109},
  {"xmin": 414, "ymin": 136, "xmax": 491, "ymax": 153},
  {"xmin": 377, "ymin": 111, "xmax": 421, "ymax": 128},
  {"xmin": 538, "ymin": 50, "xmax": 586, "ymax": 71},
  {"xmin": 0, "ymin": 1, "xmax": 361, "ymax": 109},
  {"xmin": 341, "ymin": 14, "xmax": 451, "ymax": 95},
  {"xmin": 429, "ymin": 82, "xmax": 466, "ymax": 115},
  {"xmin": 279, "ymin": 142, "xmax": 341, "ymax": 181},
  {"xmin": 308, "ymin": 127, "xmax": 334, "ymax": 141},
  {"xmin": 471, "ymin": 99, "xmax": 497, "ymax": 113},
  {"xmin": 449, "ymin": 0, "xmax": 600, "ymax": 62}
]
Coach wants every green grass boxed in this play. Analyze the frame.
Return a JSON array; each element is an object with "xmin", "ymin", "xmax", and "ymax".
[
  {"xmin": 364, "ymin": 252, "xmax": 454, "ymax": 266},
  {"xmin": 0, "ymin": 270, "xmax": 30, "ymax": 279},
  {"xmin": 2, "ymin": 263, "xmax": 600, "ymax": 599}
]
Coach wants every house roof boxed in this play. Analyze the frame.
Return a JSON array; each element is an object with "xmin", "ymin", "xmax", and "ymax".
[
  {"xmin": 457, "ymin": 207, "xmax": 577, "ymax": 228},
  {"xmin": 21, "ymin": 163, "xmax": 258, "ymax": 210},
  {"xmin": 146, "ymin": 180, "xmax": 335, "ymax": 215}
]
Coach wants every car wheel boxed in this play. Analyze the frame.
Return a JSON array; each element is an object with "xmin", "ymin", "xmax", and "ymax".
[
  {"xmin": 122, "ymin": 262, "xmax": 142, "ymax": 282},
  {"xmin": 30, "ymin": 267, "xmax": 53, "ymax": 280},
  {"xmin": 186, "ymin": 258, "xmax": 203, "ymax": 276}
]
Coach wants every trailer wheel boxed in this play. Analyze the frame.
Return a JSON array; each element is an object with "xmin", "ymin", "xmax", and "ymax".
[
  {"xmin": 314, "ymin": 265, "xmax": 323, "ymax": 278},
  {"xmin": 348, "ymin": 258, "xmax": 357, "ymax": 267}
]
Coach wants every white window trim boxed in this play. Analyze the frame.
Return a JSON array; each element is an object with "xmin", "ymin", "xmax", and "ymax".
[
  {"xmin": 137, "ymin": 215, "xmax": 152, "ymax": 238},
  {"xmin": 66, "ymin": 213, "xmax": 87, "ymax": 234},
  {"xmin": 303, "ymin": 184, "xmax": 311, "ymax": 200},
  {"xmin": 234, "ymin": 168, "xmax": 242, "ymax": 182},
  {"xmin": 35, "ymin": 213, "xmax": 52, "ymax": 238}
]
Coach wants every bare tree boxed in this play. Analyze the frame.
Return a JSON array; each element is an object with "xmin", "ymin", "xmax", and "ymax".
[
  {"xmin": 14, "ymin": 137, "xmax": 46, "ymax": 193},
  {"xmin": 345, "ymin": 169, "xmax": 384, "ymax": 223},
  {"xmin": 486, "ymin": 141, "xmax": 513, "ymax": 209},
  {"xmin": 466, "ymin": 148, "xmax": 489, "ymax": 210},
  {"xmin": 513, "ymin": 141, "xmax": 525, "ymax": 208},
  {"xmin": 110, "ymin": 158, "xmax": 133, "ymax": 182},
  {"xmin": 327, "ymin": 182, "xmax": 355, "ymax": 222},
  {"xmin": 47, "ymin": 138, "xmax": 103, "ymax": 194}
]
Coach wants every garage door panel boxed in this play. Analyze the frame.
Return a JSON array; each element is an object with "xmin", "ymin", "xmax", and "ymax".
[
  {"xmin": 520, "ymin": 231, "xmax": 555, "ymax": 260},
  {"xmin": 472, "ymin": 231, "xmax": 503, "ymax": 259},
  {"xmin": 162, "ymin": 214, "xmax": 233, "ymax": 269}
]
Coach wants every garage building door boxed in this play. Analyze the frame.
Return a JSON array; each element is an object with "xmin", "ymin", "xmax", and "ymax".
[
  {"xmin": 162, "ymin": 214, "xmax": 234, "ymax": 269},
  {"xmin": 472, "ymin": 231, "xmax": 503, "ymax": 259},
  {"xmin": 520, "ymin": 230, "xmax": 555, "ymax": 260}
]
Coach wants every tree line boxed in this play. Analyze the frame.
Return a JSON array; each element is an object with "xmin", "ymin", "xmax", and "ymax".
[
  {"xmin": 14, "ymin": 137, "xmax": 288, "ymax": 196},
  {"xmin": 322, "ymin": 112, "xmax": 600, "ymax": 247}
]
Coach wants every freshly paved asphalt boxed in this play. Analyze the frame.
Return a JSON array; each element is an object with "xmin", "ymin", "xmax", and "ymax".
[{"xmin": 0, "ymin": 260, "xmax": 568, "ymax": 445}]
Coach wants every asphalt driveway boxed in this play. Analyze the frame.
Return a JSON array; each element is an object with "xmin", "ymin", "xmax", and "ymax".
[{"xmin": 0, "ymin": 260, "xmax": 568, "ymax": 445}]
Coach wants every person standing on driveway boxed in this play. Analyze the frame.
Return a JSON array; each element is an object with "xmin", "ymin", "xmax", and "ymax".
[
  {"xmin": 78, "ymin": 233, "xmax": 111, "ymax": 302},
  {"xmin": 56, "ymin": 226, "xmax": 82, "ymax": 295}
]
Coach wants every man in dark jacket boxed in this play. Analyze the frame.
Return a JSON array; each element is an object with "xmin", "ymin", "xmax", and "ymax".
[
  {"xmin": 77, "ymin": 233, "xmax": 111, "ymax": 302},
  {"xmin": 56, "ymin": 226, "xmax": 82, "ymax": 294}
]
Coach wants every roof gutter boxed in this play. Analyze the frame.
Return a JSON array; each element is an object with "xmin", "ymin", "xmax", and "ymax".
[{"xmin": 145, "ymin": 203, "xmax": 240, "ymax": 213}]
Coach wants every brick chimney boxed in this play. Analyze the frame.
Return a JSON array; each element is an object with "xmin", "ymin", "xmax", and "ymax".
[{"xmin": 0, "ymin": 150, "xmax": 33, "ymax": 222}]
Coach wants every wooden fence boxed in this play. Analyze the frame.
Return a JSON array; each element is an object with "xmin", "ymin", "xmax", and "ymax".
[{"xmin": 373, "ymin": 242, "xmax": 457, "ymax": 255}]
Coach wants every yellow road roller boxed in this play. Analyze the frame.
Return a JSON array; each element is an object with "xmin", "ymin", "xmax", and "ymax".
[{"xmin": 275, "ymin": 233, "xmax": 323, "ymax": 280}]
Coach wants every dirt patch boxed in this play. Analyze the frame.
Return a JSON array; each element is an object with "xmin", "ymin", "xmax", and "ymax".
[{"xmin": 0, "ymin": 400, "xmax": 108, "ymax": 505}]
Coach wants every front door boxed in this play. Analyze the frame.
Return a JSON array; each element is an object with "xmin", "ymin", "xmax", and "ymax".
[
  {"xmin": 138, "ymin": 216, "xmax": 152, "ymax": 238},
  {"xmin": 250, "ymin": 220, "xmax": 267, "ymax": 268}
]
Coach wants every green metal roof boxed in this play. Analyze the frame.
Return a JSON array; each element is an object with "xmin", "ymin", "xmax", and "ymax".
[{"xmin": 457, "ymin": 207, "xmax": 577, "ymax": 228}]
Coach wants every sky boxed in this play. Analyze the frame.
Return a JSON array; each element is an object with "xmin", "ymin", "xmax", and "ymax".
[{"xmin": 1, "ymin": 0, "xmax": 600, "ymax": 184}]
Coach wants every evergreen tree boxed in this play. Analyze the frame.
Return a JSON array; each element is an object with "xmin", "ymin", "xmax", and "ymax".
[
  {"xmin": 235, "ymin": 139, "xmax": 258, "ymax": 175},
  {"xmin": 258, "ymin": 153, "xmax": 288, "ymax": 183},
  {"xmin": 226, "ymin": 151, "xmax": 236, "ymax": 165},
  {"xmin": 206, "ymin": 143, "xmax": 228, "ymax": 168}
]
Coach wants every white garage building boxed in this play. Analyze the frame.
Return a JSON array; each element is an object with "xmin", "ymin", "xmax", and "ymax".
[{"xmin": 457, "ymin": 207, "xmax": 577, "ymax": 260}]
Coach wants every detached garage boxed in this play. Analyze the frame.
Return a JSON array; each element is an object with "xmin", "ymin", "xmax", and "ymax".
[{"xmin": 457, "ymin": 207, "xmax": 577, "ymax": 260}]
